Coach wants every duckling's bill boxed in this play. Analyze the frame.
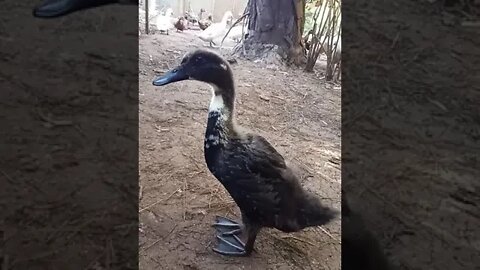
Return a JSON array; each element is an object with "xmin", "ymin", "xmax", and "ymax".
[{"xmin": 152, "ymin": 67, "xmax": 188, "ymax": 86}]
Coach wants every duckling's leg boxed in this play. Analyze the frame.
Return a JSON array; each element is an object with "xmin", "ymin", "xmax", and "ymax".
[
  {"xmin": 213, "ymin": 215, "xmax": 260, "ymax": 256},
  {"xmin": 213, "ymin": 222, "xmax": 260, "ymax": 256}
]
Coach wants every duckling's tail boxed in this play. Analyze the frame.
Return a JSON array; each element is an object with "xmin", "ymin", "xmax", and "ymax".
[{"xmin": 298, "ymin": 191, "xmax": 339, "ymax": 228}]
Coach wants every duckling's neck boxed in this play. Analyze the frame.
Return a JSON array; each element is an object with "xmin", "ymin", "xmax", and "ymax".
[
  {"xmin": 204, "ymin": 85, "xmax": 236, "ymax": 149},
  {"xmin": 209, "ymin": 86, "xmax": 235, "ymax": 115}
]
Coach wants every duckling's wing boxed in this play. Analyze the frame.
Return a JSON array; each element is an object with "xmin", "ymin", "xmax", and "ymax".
[
  {"xmin": 224, "ymin": 135, "xmax": 337, "ymax": 230},
  {"xmin": 247, "ymin": 135, "xmax": 287, "ymax": 170},
  {"xmin": 224, "ymin": 135, "xmax": 303, "ymax": 227}
]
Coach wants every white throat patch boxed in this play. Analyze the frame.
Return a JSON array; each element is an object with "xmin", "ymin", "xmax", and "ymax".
[
  {"xmin": 220, "ymin": 63, "xmax": 228, "ymax": 70},
  {"xmin": 209, "ymin": 95, "xmax": 224, "ymax": 112},
  {"xmin": 208, "ymin": 86, "xmax": 225, "ymax": 112}
]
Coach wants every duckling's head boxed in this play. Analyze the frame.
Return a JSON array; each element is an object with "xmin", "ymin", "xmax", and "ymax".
[
  {"xmin": 152, "ymin": 49, "xmax": 233, "ymax": 91},
  {"xmin": 222, "ymin": 11, "xmax": 234, "ymax": 24}
]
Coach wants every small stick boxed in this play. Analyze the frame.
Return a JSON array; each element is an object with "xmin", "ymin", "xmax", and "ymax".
[
  {"xmin": 0, "ymin": 169, "xmax": 15, "ymax": 184},
  {"xmin": 318, "ymin": 226, "xmax": 338, "ymax": 242},
  {"xmin": 139, "ymin": 185, "xmax": 144, "ymax": 201},
  {"xmin": 183, "ymin": 178, "xmax": 187, "ymax": 220},
  {"xmin": 139, "ymin": 189, "xmax": 179, "ymax": 213},
  {"xmin": 280, "ymin": 235, "xmax": 317, "ymax": 246},
  {"xmin": 143, "ymin": 224, "xmax": 177, "ymax": 251},
  {"xmin": 143, "ymin": 238, "xmax": 162, "ymax": 251},
  {"xmin": 36, "ymin": 108, "xmax": 73, "ymax": 127},
  {"xmin": 220, "ymin": 12, "xmax": 250, "ymax": 47}
]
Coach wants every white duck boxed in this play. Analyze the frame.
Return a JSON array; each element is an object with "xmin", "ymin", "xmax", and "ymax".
[
  {"xmin": 226, "ymin": 19, "xmax": 248, "ymax": 43},
  {"xmin": 155, "ymin": 8, "xmax": 175, "ymax": 35},
  {"xmin": 198, "ymin": 11, "xmax": 234, "ymax": 47}
]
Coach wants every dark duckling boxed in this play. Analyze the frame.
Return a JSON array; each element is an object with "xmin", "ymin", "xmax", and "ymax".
[
  {"xmin": 33, "ymin": 0, "xmax": 138, "ymax": 18},
  {"xmin": 174, "ymin": 16, "xmax": 189, "ymax": 32},
  {"xmin": 198, "ymin": 14, "xmax": 213, "ymax": 30},
  {"xmin": 152, "ymin": 49, "xmax": 338, "ymax": 256}
]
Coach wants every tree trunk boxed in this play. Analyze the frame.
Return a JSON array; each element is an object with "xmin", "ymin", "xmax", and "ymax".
[{"xmin": 241, "ymin": 0, "xmax": 306, "ymax": 65}]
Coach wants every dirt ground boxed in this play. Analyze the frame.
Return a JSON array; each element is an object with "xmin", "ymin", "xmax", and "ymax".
[
  {"xmin": 343, "ymin": 0, "xmax": 480, "ymax": 270},
  {"xmin": 1, "ymin": 1, "xmax": 138, "ymax": 269},
  {"xmin": 2, "ymin": 0, "xmax": 478, "ymax": 269},
  {"xmin": 138, "ymin": 31, "xmax": 342, "ymax": 269}
]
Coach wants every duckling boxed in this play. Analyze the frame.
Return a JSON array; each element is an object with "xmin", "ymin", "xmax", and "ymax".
[
  {"xmin": 174, "ymin": 16, "xmax": 188, "ymax": 32},
  {"xmin": 152, "ymin": 49, "xmax": 338, "ymax": 256},
  {"xmin": 198, "ymin": 14, "xmax": 213, "ymax": 31},
  {"xmin": 304, "ymin": 30, "xmax": 313, "ymax": 51},
  {"xmin": 225, "ymin": 23, "xmax": 246, "ymax": 43},
  {"xmin": 198, "ymin": 11, "xmax": 233, "ymax": 47},
  {"xmin": 220, "ymin": 12, "xmax": 250, "ymax": 46},
  {"xmin": 198, "ymin": 8, "xmax": 206, "ymax": 20},
  {"xmin": 184, "ymin": 8, "xmax": 199, "ymax": 24},
  {"xmin": 33, "ymin": 0, "xmax": 137, "ymax": 18},
  {"xmin": 155, "ymin": 8, "xmax": 175, "ymax": 35}
]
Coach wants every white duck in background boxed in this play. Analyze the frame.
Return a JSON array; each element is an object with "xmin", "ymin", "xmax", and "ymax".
[
  {"xmin": 226, "ymin": 19, "xmax": 248, "ymax": 43},
  {"xmin": 198, "ymin": 11, "xmax": 234, "ymax": 47},
  {"xmin": 155, "ymin": 8, "xmax": 175, "ymax": 35},
  {"xmin": 225, "ymin": 25, "xmax": 242, "ymax": 42}
]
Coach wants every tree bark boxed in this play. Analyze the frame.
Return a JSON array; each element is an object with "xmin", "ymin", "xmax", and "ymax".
[{"xmin": 242, "ymin": 0, "xmax": 306, "ymax": 65}]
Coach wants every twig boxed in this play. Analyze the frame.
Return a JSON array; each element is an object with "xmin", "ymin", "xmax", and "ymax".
[
  {"xmin": 0, "ymin": 169, "xmax": 15, "ymax": 184},
  {"xmin": 46, "ymin": 219, "xmax": 70, "ymax": 243},
  {"xmin": 280, "ymin": 235, "xmax": 317, "ymax": 246},
  {"xmin": 259, "ymin": 95, "xmax": 270, "ymax": 101},
  {"xmin": 461, "ymin": 21, "xmax": 480, "ymax": 27},
  {"xmin": 83, "ymin": 252, "xmax": 104, "ymax": 270},
  {"xmin": 318, "ymin": 226, "xmax": 338, "ymax": 242},
  {"xmin": 139, "ymin": 185, "xmax": 144, "ymax": 201},
  {"xmin": 220, "ymin": 13, "xmax": 250, "ymax": 47},
  {"xmin": 36, "ymin": 108, "xmax": 73, "ymax": 127},
  {"xmin": 183, "ymin": 177, "xmax": 187, "ymax": 220},
  {"xmin": 143, "ymin": 224, "xmax": 177, "ymax": 251},
  {"xmin": 143, "ymin": 238, "xmax": 162, "ymax": 251},
  {"xmin": 139, "ymin": 189, "xmax": 179, "ymax": 213}
]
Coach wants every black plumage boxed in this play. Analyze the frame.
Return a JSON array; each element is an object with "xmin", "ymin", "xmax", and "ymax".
[
  {"xmin": 32, "ymin": 0, "xmax": 138, "ymax": 18},
  {"xmin": 152, "ymin": 49, "xmax": 338, "ymax": 256}
]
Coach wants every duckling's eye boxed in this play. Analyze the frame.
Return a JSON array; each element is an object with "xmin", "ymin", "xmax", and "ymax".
[{"xmin": 195, "ymin": 57, "xmax": 203, "ymax": 64}]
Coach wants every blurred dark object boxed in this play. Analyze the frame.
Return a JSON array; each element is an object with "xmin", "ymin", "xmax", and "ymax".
[
  {"xmin": 342, "ymin": 192, "xmax": 394, "ymax": 270},
  {"xmin": 33, "ymin": 0, "xmax": 138, "ymax": 18}
]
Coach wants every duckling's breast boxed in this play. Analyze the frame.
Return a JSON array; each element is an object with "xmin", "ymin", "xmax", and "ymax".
[{"xmin": 204, "ymin": 111, "xmax": 229, "ymax": 174}]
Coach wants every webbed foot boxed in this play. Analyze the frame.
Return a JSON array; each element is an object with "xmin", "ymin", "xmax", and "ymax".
[
  {"xmin": 213, "ymin": 216, "xmax": 242, "ymax": 234},
  {"xmin": 213, "ymin": 233, "xmax": 248, "ymax": 256},
  {"xmin": 212, "ymin": 216, "xmax": 248, "ymax": 256}
]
